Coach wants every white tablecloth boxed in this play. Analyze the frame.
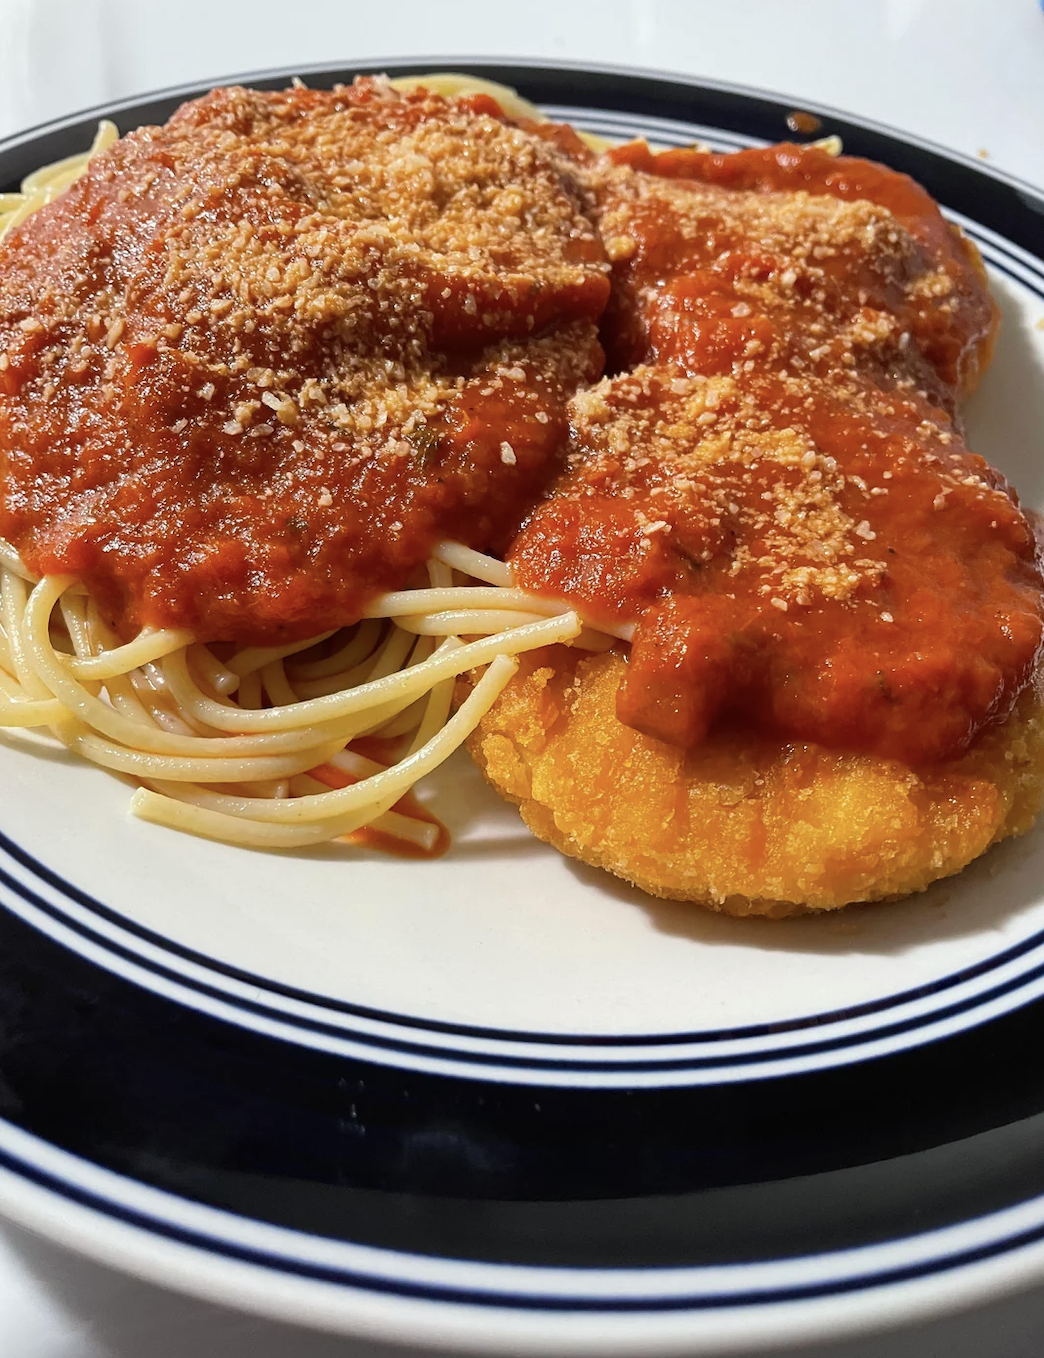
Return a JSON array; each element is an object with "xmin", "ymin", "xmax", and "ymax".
[{"xmin": 2, "ymin": 1, "xmax": 1044, "ymax": 1353}]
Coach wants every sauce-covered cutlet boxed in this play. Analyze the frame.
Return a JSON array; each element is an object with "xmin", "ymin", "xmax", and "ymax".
[
  {"xmin": 0, "ymin": 79, "xmax": 608, "ymax": 642},
  {"xmin": 510, "ymin": 144, "xmax": 1042, "ymax": 767},
  {"xmin": 476, "ymin": 141, "xmax": 1044, "ymax": 913}
]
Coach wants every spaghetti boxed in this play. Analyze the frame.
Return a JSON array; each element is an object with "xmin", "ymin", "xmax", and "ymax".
[{"xmin": 0, "ymin": 539, "xmax": 601, "ymax": 850}]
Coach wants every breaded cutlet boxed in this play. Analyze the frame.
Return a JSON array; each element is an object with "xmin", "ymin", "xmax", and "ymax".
[
  {"xmin": 471, "ymin": 143, "xmax": 1044, "ymax": 913},
  {"xmin": 470, "ymin": 648, "xmax": 1044, "ymax": 916}
]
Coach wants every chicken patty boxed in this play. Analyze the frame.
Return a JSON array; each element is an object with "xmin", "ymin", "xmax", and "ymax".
[
  {"xmin": 470, "ymin": 647, "xmax": 1044, "ymax": 916},
  {"xmin": 473, "ymin": 140, "xmax": 1043, "ymax": 913}
]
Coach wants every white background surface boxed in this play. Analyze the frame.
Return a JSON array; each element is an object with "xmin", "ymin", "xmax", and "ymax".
[{"xmin": 2, "ymin": 0, "xmax": 1044, "ymax": 1354}]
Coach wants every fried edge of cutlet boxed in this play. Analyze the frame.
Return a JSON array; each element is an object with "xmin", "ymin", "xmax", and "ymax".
[{"xmin": 466, "ymin": 647, "xmax": 1044, "ymax": 918}]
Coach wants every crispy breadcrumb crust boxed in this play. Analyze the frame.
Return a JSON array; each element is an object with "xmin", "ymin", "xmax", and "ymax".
[{"xmin": 468, "ymin": 647, "xmax": 1044, "ymax": 916}]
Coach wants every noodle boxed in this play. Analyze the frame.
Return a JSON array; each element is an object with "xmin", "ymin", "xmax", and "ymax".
[{"xmin": 0, "ymin": 549, "xmax": 590, "ymax": 849}]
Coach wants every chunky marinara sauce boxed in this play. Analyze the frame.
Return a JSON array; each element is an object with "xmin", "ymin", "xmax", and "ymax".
[
  {"xmin": 510, "ymin": 143, "xmax": 1044, "ymax": 765},
  {"xmin": 0, "ymin": 81, "xmax": 608, "ymax": 641}
]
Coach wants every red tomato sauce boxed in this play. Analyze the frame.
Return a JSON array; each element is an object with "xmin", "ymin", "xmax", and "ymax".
[
  {"xmin": 510, "ymin": 143, "xmax": 1043, "ymax": 765},
  {"xmin": 0, "ymin": 82, "xmax": 607, "ymax": 643}
]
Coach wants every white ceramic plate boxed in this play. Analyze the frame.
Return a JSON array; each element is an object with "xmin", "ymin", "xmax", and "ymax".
[{"xmin": 2, "ymin": 59, "xmax": 1044, "ymax": 1356}]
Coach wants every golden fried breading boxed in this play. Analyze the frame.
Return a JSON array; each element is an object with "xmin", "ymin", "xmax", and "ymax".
[{"xmin": 469, "ymin": 647, "xmax": 1044, "ymax": 917}]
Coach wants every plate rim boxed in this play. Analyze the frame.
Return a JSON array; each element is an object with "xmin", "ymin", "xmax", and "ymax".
[
  {"xmin": 3, "ymin": 53, "xmax": 1044, "ymax": 207},
  {"xmin": 5, "ymin": 1113, "xmax": 1044, "ymax": 1356}
]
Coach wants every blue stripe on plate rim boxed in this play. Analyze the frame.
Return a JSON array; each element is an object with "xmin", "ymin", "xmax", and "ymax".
[
  {"xmin": 10, "ymin": 822, "xmax": 1044, "ymax": 1087},
  {"xmin": 0, "ymin": 85, "xmax": 1041, "ymax": 1085},
  {"xmin": 6, "ymin": 1112, "xmax": 1044, "ymax": 1351}
]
